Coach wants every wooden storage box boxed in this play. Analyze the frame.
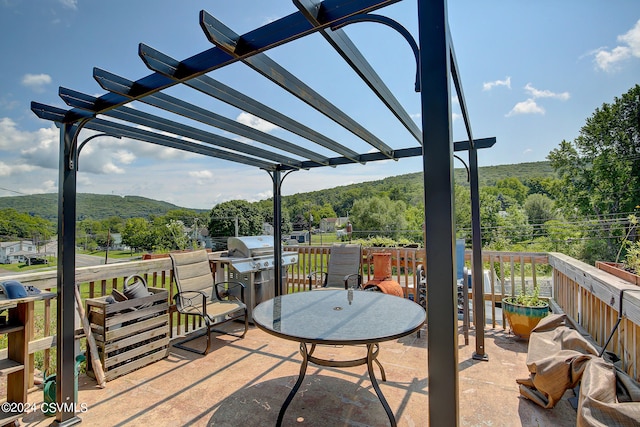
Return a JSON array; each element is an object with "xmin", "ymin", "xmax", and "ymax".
[{"xmin": 86, "ymin": 287, "xmax": 169, "ymax": 381}]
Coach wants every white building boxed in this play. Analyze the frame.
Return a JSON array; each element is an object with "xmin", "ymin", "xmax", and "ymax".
[{"xmin": 0, "ymin": 241, "xmax": 38, "ymax": 264}]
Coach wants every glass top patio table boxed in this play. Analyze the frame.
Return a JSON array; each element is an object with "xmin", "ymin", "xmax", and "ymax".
[
  {"xmin": 252, "ymin": 289, "xmax": 426, "ymax": 345},
  {"xmin": 253, "ymin": 289, "xmax": 426, "ymax": 427}
]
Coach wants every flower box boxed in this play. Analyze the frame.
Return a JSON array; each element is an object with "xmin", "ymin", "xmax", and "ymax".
[{"xmin": 595, "ymin": 261, "xmax": 640, "ymax": 286}]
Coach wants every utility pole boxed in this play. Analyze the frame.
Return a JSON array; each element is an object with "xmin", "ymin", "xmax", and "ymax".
[
  {"xmin": 104, "ymin": 229, "xmax": 110, "ymax": 264},
  {"xmin": 193, "ymin": 218, "xmax": 199, "ymax": 249}
]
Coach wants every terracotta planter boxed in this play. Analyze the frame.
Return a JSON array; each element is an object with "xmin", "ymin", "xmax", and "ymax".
[
  {"xmin": 372, "ymin": 253, "xmax": 392, "ymax": 280},
  {"xmin": 595, "ymin": 261, "xmax": 640, "ymax": 286},
  {"xmin": 502, "ymin": 298, "xmax": 549, "ymax": 339}
]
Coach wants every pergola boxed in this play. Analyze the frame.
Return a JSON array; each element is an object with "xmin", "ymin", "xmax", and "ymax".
[{"xmin": 31, "ymin": 1, "xmax": 495, "ymax": 425}]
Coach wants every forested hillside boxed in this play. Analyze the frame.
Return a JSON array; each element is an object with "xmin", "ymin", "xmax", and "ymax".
[
  {"xmin": 0, "ymin": 193, "xmax": 201, "ymax": 221},
  {"xmin": 0, "ymin": 161, "xmax": 555, "ymax": 221}
]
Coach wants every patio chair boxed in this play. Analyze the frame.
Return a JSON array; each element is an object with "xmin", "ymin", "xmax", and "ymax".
[
  {"xmin": 170, "ymin": 250, "xmax": 248, "ymax": 355},
  {"xmin": 308, "ymin": 243, "xmax": 363, "ymax": 290}
]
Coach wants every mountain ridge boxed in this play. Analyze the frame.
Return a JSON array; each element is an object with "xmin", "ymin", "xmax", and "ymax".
[{"xmin": 0, "ymin": 161, "xmax": 555, "ymax": 221}]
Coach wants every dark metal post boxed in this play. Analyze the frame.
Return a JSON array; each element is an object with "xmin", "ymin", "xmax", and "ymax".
[
  {"xmin": 418, "ymin": 0, "xmax": 459, "ymax": 425},
  {"xmin": 469, "ymin": 147, "xmax": 488, "ymax": 361},
  {"xmin": 272, "ymin": 169, "xmax": 283, "ymax": 296},
  {"xmin": 53, "ymin": 123, "xmax": 81, "ymax": 426}
]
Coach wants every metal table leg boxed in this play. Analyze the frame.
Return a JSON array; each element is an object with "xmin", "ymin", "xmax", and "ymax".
[
  {"xmin": 276, "ymin": 342, "xmax": 309, "ymax": 427},
  {"xmin": 367, "ymin": 343, "xmax": 396, "ymax": 427}
]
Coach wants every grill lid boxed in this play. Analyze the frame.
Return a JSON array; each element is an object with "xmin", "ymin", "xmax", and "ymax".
[{"xmin": 227, "ymin": 235, "xmax": 274, "ymax": 258}]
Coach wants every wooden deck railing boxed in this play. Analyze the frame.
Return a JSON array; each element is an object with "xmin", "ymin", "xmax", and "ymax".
[
  {"xmin": 284, "ymin": 246, "xmax": 425, "ymax": 296},
  {"xmin": 549, "ymin": 252, "xmax": 640, "ymax": 381},
  {"xmin": 2, "ymin": 247, "xmax": 638, "ymax": 383}
]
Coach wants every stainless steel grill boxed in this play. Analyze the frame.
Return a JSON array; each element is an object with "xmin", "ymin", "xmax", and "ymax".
[{"xmin": 218, "ymin": 235, "xmax": 297, "ymax": 322}]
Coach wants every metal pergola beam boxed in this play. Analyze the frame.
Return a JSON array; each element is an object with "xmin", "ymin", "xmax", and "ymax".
[
  {"xmin": 280, "ymin": 136, "xmax": 496, "ymax": 171},
  {"xmin": 59, "ymin": 89, "xmax": 309, "ymax": 168},
  {"xmin": 295, "ymin": 0, "xmax": 422, "ymax": 143},
  {"xmin": 201, "ymin": 11, "xmax": 396, "ymax": 158},
  {"xmin": 88, "ymin": 71, "xmax": 333, "ymax": 165},
  {"xmin": 31, "ymin": 103, "xmax": 278, "ymax": 170},
  {"xmin": 137, "ymin": 46, "xmax": 362, "ymax": 163}
]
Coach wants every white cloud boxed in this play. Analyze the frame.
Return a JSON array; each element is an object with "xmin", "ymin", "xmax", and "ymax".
[
  {"xmin": 0, "ymin": 161, "xmax": 35, "ymax": 177},
  {"xmin": 593, "ymin": 19, "xmax": 640, "ymax": 72},
  {"xmin": 101, "ymin": 163, "xmax": 125, "ymax": 174},
  {"xmin": 0, "ymin": 117, "xmax": 32, "ymax": 149},
  {"xmin": 483, "ymin": 77, "xmax": 511, "ymax": 91},
  {"xmin": 523, "ymin": 148, "xmax": 533, "ymax": 155},
  {"xmin": 21, "ymin": 74, "xmax": 52, "ymax": 92},
  {"xmin": 113, "ymin": 150, "xmax": 136, "ymax": 165},
  {"xmin": 524, "ymin": 83, "xmax": 570, "ymax": 101},
  {"xmin": 188, "ymin": 170, "xmax": 215, "ymax": 185},
  {"xmin": 236, "ymin": 112, "xmax": 279, "ymax": 133},
  {"xmin": 189, "ymin": 170, "xmax": 213, "ymax": 179},
  {"xmin": 19, "ymin": 126, "xmax": 59, "ymax": 169},
  {"xmin": 619, "ymin": 19, "xmax": 640, "ymax": 56},
  {"xmin": 19, "ymin": 180, "xmax": 57, "ymax": 195},
  {"xmin": 452, "ymin": 112, "xmax": 462, "ymax": 121},
  {"xmin": 59, "ymin": 0, "xmax": 77, "ymax": 10},
  {"xmin": 506, "ymin": 99, "xmax": 545, "ymax": 117}
]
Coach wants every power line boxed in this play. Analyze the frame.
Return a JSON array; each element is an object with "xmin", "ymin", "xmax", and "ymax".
[{"xmin": 0, "ymin": 186, "xmax": 29, "ymax": 196}]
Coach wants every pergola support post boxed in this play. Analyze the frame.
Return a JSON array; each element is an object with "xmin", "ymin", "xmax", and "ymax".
[
  {"xmin": 271, "ymin": 169, "xmax": 284, "ymax": 296},
  {"xmin": 418, "ymin": 0, "xmax": 459, "ymax": 425},
  {"xmin": 52, "ymin": 123, "xmax": 82, "ymax": 426},
  {"xmin": 469, "ymin": 146, "xmax": 488, "ymax": 361}
]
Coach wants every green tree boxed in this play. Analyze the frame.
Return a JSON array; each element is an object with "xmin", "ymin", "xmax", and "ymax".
[
  {"xmin": 497, "ymin": 205, "xmax": 532, "ymax": 244},
  {"xmin": 208, "ymin": 200, "xmax": 264, "ymax": 237},
  {"xmin": 350, "ymin": 196, "xmax": 407, "ymax": 238},
  {"xmin": 543, "ymin": 219, "xmax": 582, "ymax": 256},
  {"xmin": 163, "ymin": 209, "xmax": 207, "ymax": 227},
  {"xmin": 495, "ymin": 177, "xmax": 529, "ymax": 205},
  {"xmin": 524, "ymin": 194, "xmax": 556, "ymax": 236},
  {"xmin": 522, "ymin": 176, "xmax": 558, "ymax": 197},
  {"xmin": 548, "ymin": 84, "xmax": 640, "ymax": 261},
  {"xmin": 0, "ymin": 208, "xmax": 54, "ymax": 240},
  {"xmin": 122, "ymin": 218, "xmax": 155, "ymax": 252},
  {"xmin": 255, "ymin": 199, "xmax": 293, "ymax": 234},
  {"xmin": 478, "ymin": 188, "xmax": 504, "ymax": 245},
  {"xmin": 454, "ymin": 184, "xmax": 471, "ymax": 238},
  {"xmin": 405, "ymin": 204, "xmax": 425, "ymax": 241},
  {"xmin": 165, "ymin": 220, "xmax": 189, "ymax": 251},
  {"xmin": 311, "ymin": 203, "xmax": 337, "ymax": 227}
]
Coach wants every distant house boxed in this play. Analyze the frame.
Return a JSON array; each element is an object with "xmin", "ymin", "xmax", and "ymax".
[
  {"xmin": 320, "ymin": 216, "xmax": 349, "ymax": 232},
  {"xmin": 320, "ymin": 218, "xmax": 338, "ymax": 232},
  {"xmin": 108, "ymin": 233, "xmax": 130, "ymax": 251},
  {"xmin": 289, "ymin": 230, "xmax": 310, "ymax": 244},
  {"xmin": 0, "ymin": 241, "xmax": 38, "ymax": 264},
  {"xmin": 262, "ymin": 222, "xmax": 274, "ymax": 235}
]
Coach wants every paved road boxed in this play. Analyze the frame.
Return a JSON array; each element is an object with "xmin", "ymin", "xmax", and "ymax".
[
  {"xmin": 0, "ymin": 253, "xmax": 106, "ymax": 277},
  {"xmin": 76, "ymin": 253, "xmax": 106, "ymax": 267}
]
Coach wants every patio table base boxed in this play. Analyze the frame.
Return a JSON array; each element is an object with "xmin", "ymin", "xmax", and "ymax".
[{"xmin": 277, "ymin": 342, "xmax": 394, "ymax": 427}]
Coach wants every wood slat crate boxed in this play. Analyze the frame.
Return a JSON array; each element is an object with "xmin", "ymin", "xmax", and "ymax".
[{"xmin": 85, "ymin": 287, "xmax": 169, "ymax": 381}]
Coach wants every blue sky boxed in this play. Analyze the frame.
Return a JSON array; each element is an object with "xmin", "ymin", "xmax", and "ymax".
[{"xmin": 1, "ymin": 0, "xmax": 639, "ymax": 210}]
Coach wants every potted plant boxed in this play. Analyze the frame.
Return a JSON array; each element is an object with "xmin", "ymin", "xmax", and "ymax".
[
  {"xmin": 502, "ymin": 285, "xmax": 549, "ymax": 339},
  {"xmin": 596, "ymin": 214, "xmax": 640, "ymax": 285}
]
